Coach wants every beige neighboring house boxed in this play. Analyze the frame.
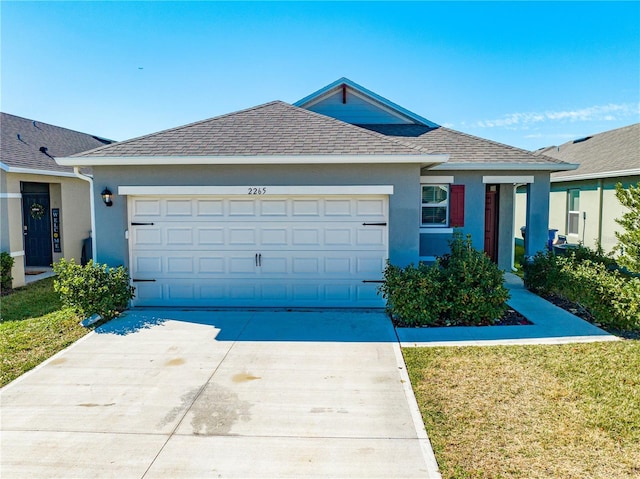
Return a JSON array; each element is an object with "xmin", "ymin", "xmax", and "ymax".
[
  {"xmin": 516, "ymin": 123, "xmax": 640, "ymax": 253},
  {"xmin": 0, "ymin": 113, "xmax": 113, "ymax": 288}
]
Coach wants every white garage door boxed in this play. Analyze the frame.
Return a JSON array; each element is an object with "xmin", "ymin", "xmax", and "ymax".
[{"xmin": 129, "ymin": 195, "xmax": 388, "ymax": 307}]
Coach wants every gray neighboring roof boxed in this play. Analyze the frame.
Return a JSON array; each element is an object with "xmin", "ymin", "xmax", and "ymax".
[
  {"xmin": 72, "ymin": 101, "xmax": 434, "ymax": 158},
  {"xmin": 537, "ymin": 123, "xmax": 640, "ymax": 181},
  {"xmin": 359, "ymin": 124, "xmax": 570, "ymax": 168},
  {"xmin": 0, "ymin": 112, "xmax": 112, "ymax": 173}
]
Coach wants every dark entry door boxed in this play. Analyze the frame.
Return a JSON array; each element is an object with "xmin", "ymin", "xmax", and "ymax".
[
  {"xmin": 22, "ymin": 183, "xmax": 53, "ymax": 267},
  {"xmin": 484, "ymin": 185, "xmax": 499, "ymax": 263}
]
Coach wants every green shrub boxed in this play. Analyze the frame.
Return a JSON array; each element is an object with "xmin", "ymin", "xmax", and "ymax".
[
  {"xmin": 439, "ymin": 234, "xmax": 509, "ymax": 325},
  {"xmin": 380, "ymin": 261, "xmax": 443, "ymax": 327},
  {"xmin": 380, "ymin": 233, "xmax": 509, "ymax": 327},
  {"xmin": 565, "ymin": 243, "xmax": 617, "ymax": 269},
  {"xmin": 522, "ymin": 249, "xmax": 563, "ymax": 294},
  {"xmin": 1, "ymin": 251, "xmax": 14, "ymax": 293},
  {"xmin": 614, "ymin": 181, "xmax": 640, "ymax": 273},
  {"xmin": 53, "ymin": 259, "xmax": 135, "ymax": 320},
  {"xmin": 523, "ymin": 252, "xmax": 640, "ymax": 332}
]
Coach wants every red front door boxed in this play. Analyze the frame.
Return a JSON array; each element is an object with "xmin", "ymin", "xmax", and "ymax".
[{"xmin": 484, "ymin": 186, "xmax": 498, "ymax": 262}]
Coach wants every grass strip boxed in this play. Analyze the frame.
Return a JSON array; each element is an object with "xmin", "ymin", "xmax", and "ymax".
[{"xmin": 404, "ymin": 342, "xmax": 640, "ymax": 479}]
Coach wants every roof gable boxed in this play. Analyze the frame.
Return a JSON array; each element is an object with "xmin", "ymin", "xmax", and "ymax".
[
  {"xmin": 0, "ymin": 112, "xmax": 112, "ymax": 173},
  {"xmin": 294, "ymin": 77, "xmax": 438, "ymax": 127}
]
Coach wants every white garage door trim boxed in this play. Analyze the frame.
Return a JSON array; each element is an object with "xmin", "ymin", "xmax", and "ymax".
[
  {"xmin": 119, "ymin": 185, "xmax": 394, "ymax": 196},
  {"xmin": 127, "ymin": 192, "xmax": 390, "ymax": 308}
]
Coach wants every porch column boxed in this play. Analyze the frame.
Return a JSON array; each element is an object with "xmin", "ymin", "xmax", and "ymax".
[{"xmin": 524, "ymin": 174, "xmax": 551, "ymax": 258}]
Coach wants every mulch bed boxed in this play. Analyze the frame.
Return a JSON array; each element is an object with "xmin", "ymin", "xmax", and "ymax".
[
  {"xmin": 392, "ymin": 305, "xmax": 532, "ymax": 328},
  {"xmin": 541, "ymin": 292, "xmax": 640, "ymax": 340}
]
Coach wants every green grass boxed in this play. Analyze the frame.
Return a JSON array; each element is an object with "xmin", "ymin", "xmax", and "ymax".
[
  {"xmin": 0, "ymin": 277, "xmax": 62, "ymax": 322},
  {"xmin": 0, "ymin": 278, "xmax": 87, "ymax": 386},
  {"xmin": 404, "ymin": 342, "xmax": 640, "ymax": 479},
  {"xmin": 514, "ymin": 242, "xmax": 525, "ymax": 277}
]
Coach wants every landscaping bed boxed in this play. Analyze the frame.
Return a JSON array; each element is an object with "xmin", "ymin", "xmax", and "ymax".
[{"xmin": 391, "ymin": 305, "xmax": 531, "ymax": 328}]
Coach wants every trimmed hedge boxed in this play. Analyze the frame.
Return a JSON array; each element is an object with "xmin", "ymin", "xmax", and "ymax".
[
  {"xmin": 1, "ymin": 251, "xmax": 14, "ymax": 293},
  {"xmin": 380, "ymin": 233, "xmax": 509, "ymax": 327},
  {"xmin": 523, "ymin": 250, "xmax": 640, "ymax": 332},
  {"xmin": 53, "ymin": 259, "xmax": 135, "ymax": 320}
]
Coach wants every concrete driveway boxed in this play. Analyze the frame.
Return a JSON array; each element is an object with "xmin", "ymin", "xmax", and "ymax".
[{"xmin": 0, "ymin": 310, "xmax": 439, "ymax": 478}]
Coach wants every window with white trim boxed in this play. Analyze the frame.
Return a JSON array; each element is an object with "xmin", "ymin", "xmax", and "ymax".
[
  {"xmin": 421, "ymin": 184, "xmax": 449, "ymax": 226},
  {"xmin": 567, "ymin": 189, "xmax": 580, "ymax": 236}
]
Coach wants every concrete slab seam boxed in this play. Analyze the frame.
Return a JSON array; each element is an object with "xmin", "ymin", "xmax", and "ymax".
[
  {"xmin": 392, "ymin": 342, "xmax": 442, "ymax": 479},
  {"xmin": 0, "ymin": 330, "xmax": 97, "ymax": 392}
]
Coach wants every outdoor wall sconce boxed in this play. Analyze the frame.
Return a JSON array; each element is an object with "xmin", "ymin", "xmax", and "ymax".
[{"xmin": 101, "ymin": 187, "xmax": 113, "ymax": 207}]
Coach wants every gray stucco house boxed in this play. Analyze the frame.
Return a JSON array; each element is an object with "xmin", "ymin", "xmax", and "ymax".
[{"xmin": 56, "ymin": 78, "xmax": 576, "ymax": 307}]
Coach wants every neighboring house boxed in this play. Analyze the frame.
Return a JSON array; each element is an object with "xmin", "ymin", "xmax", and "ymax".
[
  {"xmin": 515, "ymin": 123, "xmax": 640, "ymax": 253},
  {"xmin": 56, "ymin": 78, "xmax": 576, "ymax": 308},
  {"xmin": 0, "ymin": 113, "xmax": 113, "ymax": 288}
]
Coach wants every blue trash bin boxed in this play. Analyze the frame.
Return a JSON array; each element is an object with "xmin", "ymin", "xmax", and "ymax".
[{"xmin": 548, "ymin": 229, "xmax": 558, "ymax": 251}]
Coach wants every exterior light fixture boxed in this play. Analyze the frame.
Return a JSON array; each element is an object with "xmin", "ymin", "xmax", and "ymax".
[{"xmin": 101, "ymin": 187, "xmax": 113, "ymax": 207}]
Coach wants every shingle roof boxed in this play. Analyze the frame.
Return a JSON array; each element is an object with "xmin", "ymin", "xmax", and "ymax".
[
  {"xmin": 73, "ymin": 101, "xmax": 432, "ymax": 158},
  {"xmin": 359, "ymin": 124, "xmax": 569, "ymax": 167},
  {"xmin": 538, "ymin": 123, "xmax": 640, "ymax": 180},
  {"xmin": 0, "ymin": 112, "xmax": 112, "ymax": 173}
]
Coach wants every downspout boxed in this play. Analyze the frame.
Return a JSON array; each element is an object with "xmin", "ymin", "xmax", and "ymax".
[
  {"xmin": 512, "ymin": 183, "xmax": 526, "ymax": 272},
  {"xmin": 73, "ymin": 167, "xmax": 97, "ymax": 262},
  {"xmin": 597, "ymin": 178, "xmax": 604, "ymax": 248}
]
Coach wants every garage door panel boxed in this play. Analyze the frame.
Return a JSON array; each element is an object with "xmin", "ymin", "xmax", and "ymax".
[
  {"xmin": 166, "ymin": 199, "xmax": 192, "ymax": 216},
  {"xmin": 166, "ymin": 228, "xmax": 193, "ymax": 245},
  {"xmin": 132, "ymin": 250, "xmax": 384, "ymax": 279},
  {"xmin": 196, "ymin": 199, "xmax": 224, "ymax": 216},
  {"xmin": 133, "ymin": 278, "xmax": 384, "ymax": 308},
  {"xmin": 133, "ymin": 199, "xmax": 161, "ymax": 216},
  {"xmin": 356, "ymin": 199, "xmax": 386, "ymax": 216},
  {"xmin": 133, "ymin": 225, "xmax": 386, "ymax": 251},
  {"xmin": 129, "ymin": 195, "xmax": 388, "ymax": 307},
  {"xmin": 260, "ymin": 200, "xmax": 288, "ymax": 216},
  {"xmin": 197, "ymin": 228, "xmax": 225, "ymax": 245},
  {"xmin": 229, "ymin": 200, "xmax": 256, "ymax": 216}
]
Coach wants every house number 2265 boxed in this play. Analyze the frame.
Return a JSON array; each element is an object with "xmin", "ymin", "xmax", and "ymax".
[{"xmin": 248, "ymin": 187, "xmax": 267, "ymax": 195}]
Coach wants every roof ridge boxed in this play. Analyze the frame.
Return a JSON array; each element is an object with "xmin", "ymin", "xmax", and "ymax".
[
  {"xmin": 69, "ymin": 101, "xmax": 286, "ymax": 157},
  {"xmin": 561, "ymin": 122, "xmax": 640, "ymax": 146}
]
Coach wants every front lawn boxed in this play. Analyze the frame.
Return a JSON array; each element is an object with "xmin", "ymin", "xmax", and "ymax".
[
  {"xmin": 404, "ymin": 342, "xmax": 640, "ymax": 479},
  {"xmin": 0, "ymin": 278, "xmax": 88, "ymax": 386}
]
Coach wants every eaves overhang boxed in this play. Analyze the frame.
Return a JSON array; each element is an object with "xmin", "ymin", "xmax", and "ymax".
[
  {"xmin": 551, "ymin": 168, "xmax": 640, "ymax": 182},
  {"xmin": 429, "ymin": 162, "xmax": 580, "ymax": 172},
  {"xmin": 0, "ymin": 162, "xmax": 79, "ymax": 178},
  {"xmin": 55, "ymin": 154, "xmax": 449, "ymax": 169}
]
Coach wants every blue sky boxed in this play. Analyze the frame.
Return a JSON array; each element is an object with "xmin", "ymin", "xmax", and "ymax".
[{"xmin": 2, "ymin": 1, "xmax": 639, "ymax": 151}]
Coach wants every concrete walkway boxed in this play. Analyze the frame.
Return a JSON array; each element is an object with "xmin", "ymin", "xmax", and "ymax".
[
  {"xmin": 1, "ymin": 310, "xmax": 440, "ymax": 478},
  {"xmin": 397, "ymin": 273, "xmax": 619, "ymax": 347}
]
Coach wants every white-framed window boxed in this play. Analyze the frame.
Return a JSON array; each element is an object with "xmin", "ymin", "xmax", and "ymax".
[
  {"xmin": 567, "ymin": 189, "xmax": 580, "ymax": 236},
  {"xmin": 421, "ymin": 184, "xmax": 449, "ymax": 226}
]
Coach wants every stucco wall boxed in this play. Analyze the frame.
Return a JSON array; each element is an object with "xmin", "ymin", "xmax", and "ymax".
[
  {"xmin": 91, "ymin": 163, "xmax": 422, "ymax": 269},
  {"xmin": 1, "ymin": 173, "xmax": 91, "ymax": 287},
  {"xmin": 419, "ymin": 170, "xmax": 547, "ymax": 269},
  {"xmin": 544, "ymin": 176, "xmax": 639, "ymax": 254}
]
